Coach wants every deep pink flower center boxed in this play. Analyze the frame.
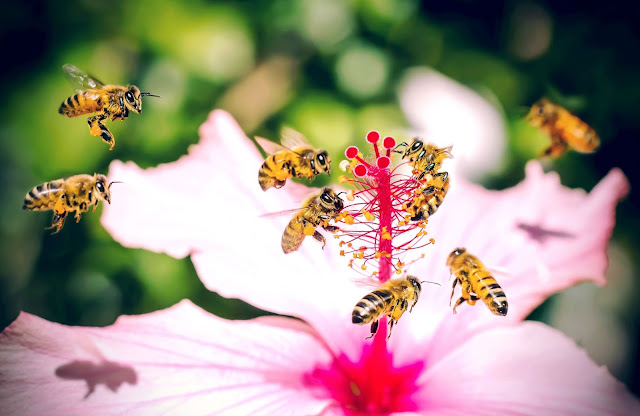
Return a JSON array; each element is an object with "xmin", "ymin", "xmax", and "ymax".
[
  {"xmin": 337, "ymin": 131, "xmax": 433, "ymax": 281},
  {"xmin": 305, "ymin": 326, "xmax": 423, "ymax": 415}
]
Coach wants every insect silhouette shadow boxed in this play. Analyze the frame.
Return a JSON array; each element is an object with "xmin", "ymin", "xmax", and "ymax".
[
  {"xmin": 516, "ymin": 222, "xmax": 576, "ymax": 244},
  {"xmin": 55, "ymin": 359, "xmax": 137, "ymax": 399}
]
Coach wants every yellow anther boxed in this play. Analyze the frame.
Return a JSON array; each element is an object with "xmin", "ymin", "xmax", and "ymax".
[
  {"xmin": 361, "ymin": 264, "xmax": 367, "ymax": 271},
  {"xmin": 340, "ymin": 250, "xmax": 345, "ymax": 256},
  {"xmin": 339, "ymin": 160, "xmax": 351, "ymax": 172},
  {"xmin": 429, "ymin": 238, "xmax": 435, "ymax": 244},
  {"xmin": 353, "ymin": 253, "xmax": 358, "ymax": 259},
  {"xmin": 398, "ymin": 220, "xmax": 406, "ymax": 226},
  {"xmin": 372, "ymin": 271, "xmax": 378, "ymax": 276},
  {"xmin": 421, "ymin": 253, "xmax": 426, "ymax": 258},
  {"xmin": 339, "ymin": 175, "xmax": 349, "ymax": 184},
  {"xmin": 346, "ymin": 190, "xmax": 355, "ymax": 201},
  {"xmin": 382, "ymin": 232, "xmax": 392, "ymax": 240},
  {"xmin": 339, "ymin": 241, "xmax": 345, "ymax": 247},
  {"xmin": 396, "ymin": 268, "xmax": 403, "ymax": 275},
  {"xmin": 334, "ymin": 234, "xmax": 340, "ymax": 239},
  {"xmin": 358, "ymin": 252, "xmax": 364, "ymax": 259},
  {"xmin": 347, "ymin": 243, "xmax": 353, "ymax": 247},
  {"xmin": 363, "ymin": 210, "xmax": 374, "ymax": 221},
  {"xmin": 374, "ymin": 251, "xmax": 382, "ymax": 259},
  {"xmin": 417, "ymin": 222, "xmax": 426, "ymax": 228},
  {"xmin": 396, "ymin": 261, "xmax": 405, "ymax": 267},
  {"xmin": 344, "ymin": 215, "xmax": 355, "ymax": 225}
]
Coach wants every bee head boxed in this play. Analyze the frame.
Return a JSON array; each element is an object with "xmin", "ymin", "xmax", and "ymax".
[
  {"xmin": 446, "ymin": 247, "xmax": 466, "ymax": 267},
  {"xmin": 319, "ymin": 187, "xmax": 343, "ymax": 212},
  {"xmin": 314, "ymin": 150, "xmax": 331, "ymax": 175},
  {"xmin": 404, "ymin": 138, "xmax": 424, "ymax": 160},
  {"xmin": 124, "ymin": 86, "xmax": 159, "ymax": 114},
  {"xmin": 407, "ymin": 275, "xmax": 422, "ymax": 294},
  {"xmin": 94, "ymin": 174, "xmax": 112, "ymax": 204}
]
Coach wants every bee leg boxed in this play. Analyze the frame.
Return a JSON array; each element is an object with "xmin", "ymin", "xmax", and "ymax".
[
  {"xmin": 452, "ymin": 296, "xmax": 466, "ymax": 314},
  {"xmin": 387, "ymin": 319, "xmax": 397, "ymax": 339},
  {"xmin": 323, "ymin": 225, "xmax": 340, "ymax": 233},
  {"xmin": 449, "ymin": 277, "xmax": 460, "ymax": 306},
  {"xmin": 87, "ymin": 112, "xmax": 115, "ymax": 150},
  {"xmin": 466, "ymin": 294, "xmax": 480, "ymax": 307},
  {"xmin": 542, "ymin": 136, "xmax": 568, "ymax": 158},
  {"xmin": 366, "ymin": 320, "xmax": 379, "ymax": 339},
  {"xmin": 46, "ymin": 211, "xmax": 68, "ymax": 234},
  {"xmin": 312, "ymin": 230, "xmax": 327, "ymax": 249}
]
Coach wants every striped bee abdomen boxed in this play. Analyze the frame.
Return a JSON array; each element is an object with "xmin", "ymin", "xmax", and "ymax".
[
  {"xmin": 23, "ymin": 180, "xmax": 64, "ymax": 211},
  {"xmin": 59, "ymin": 91, "xmax": 103, "ymax": 117},
  {"xmin": 472, "ymin": 270, "xmax": 508, "ymax": 316},
  {"xmin": 352, "ymin": 290, "xmax": 394, "ymax": 324}
]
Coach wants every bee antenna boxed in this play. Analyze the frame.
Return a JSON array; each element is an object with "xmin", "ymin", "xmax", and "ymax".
[
  {"xmin": 141, "ymin": 92, "xmax": 161, "ymax": 98},
  {"xmin": 108, "ymin": 181, "xmax": 125, "ymax": 189},
  {"xmin": 420, "ymin": 280, "xmax": 441, "ymax": 286}
]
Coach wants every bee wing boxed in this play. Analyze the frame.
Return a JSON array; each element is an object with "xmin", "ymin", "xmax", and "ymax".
[
  {"xmin": 438, "ymin": 145, "xmax": 454, "ymax": 159},
  {"xmin": 62, "ymin": 63, "xmax": 105, "ymax": 92},
  {"xmin": 280, "ymin": 127, "xmax": 311, "ymax": 150},
  {"xmin": 255, "ymin": 136, "xmax": 290, "ymax": 155},
  {"xmin": 259, "ymin": 206, "xmax": 309, "ymax": 218},
  {"xmin": 353, "ymin": 276, "xmax": 383, "ymax": 290}
]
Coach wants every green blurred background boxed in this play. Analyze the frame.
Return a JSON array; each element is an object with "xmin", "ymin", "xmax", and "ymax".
[{"xmin": 1, "ymin": 0, "xmax": 638, "ymax": 395}]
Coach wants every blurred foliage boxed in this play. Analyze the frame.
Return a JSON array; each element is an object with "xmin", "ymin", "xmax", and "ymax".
[{"xmin": 1, "ymin": 0, "xmax": 639, "ymax": 395}]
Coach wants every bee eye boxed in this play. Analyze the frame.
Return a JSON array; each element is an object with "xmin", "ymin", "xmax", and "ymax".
[
  {"xmin": 317, "ymin": 154, "xmax": 326, "ymax": 166},
  {"xmin": 537, "ymin": 105, "xmax": 544, "ymax": 115},
  {"xmin": 125, "ymin": 91, "xmax": 135, "ymax": 103},
  {"xmin": 96, "ymin": 182, "xmax": 105, "ymax": 192},
  {"xmin": 411, "ymin": 141, "xmax": 422, "ymax": 151},
  {"xmin": 320, "ymin": 192, "xmax": 333, "ymax": 204}
]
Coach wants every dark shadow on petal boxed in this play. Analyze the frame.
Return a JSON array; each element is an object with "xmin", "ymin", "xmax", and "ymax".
[
  {"xmin": 516, "ymin": 222, "xmax": 575, "ymax": 244},
  {"xmin": 55, "ymin": 360, "xmax": 137, "ymax": 399}
]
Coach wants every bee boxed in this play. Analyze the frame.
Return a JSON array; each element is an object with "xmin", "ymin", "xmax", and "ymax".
[
  {"xmin": 352, "ymin": 275, "xmax": 423, "ymax": 339},
  {"xmin": 526, "ymin": 98, "xmax": 600, "ymax": 158},
  {"xmin": 256, "ymin": 127, "xmax": 331, "ymax": 191},
  {"xmin": 446, "ymin": 247, "xmax": 508, "ymax": 316},
  {"xmin": 23, "ymin": 173, "xmax": 116, "ymax": 233},
  {"xmin": 396, "ymin": 138, "xmax": 453, "ymax": 180},
  {"xmin": 58, "ymin": 63, "xmax": 159, "ymax": 150},
  {"xmin": 280, "ymin": 187, "xmax": 343, "ymax": 254},
  {"xmin": 403, "ymin": 171, "xmax": 449, "ymax": 221}
]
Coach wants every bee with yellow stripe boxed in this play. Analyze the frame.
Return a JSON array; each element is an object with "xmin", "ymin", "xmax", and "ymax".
[
  {"xmin": 352, "ymin": 275, "xmax": 423, "ymax": 339},
  {"xmin": 526, "ymin": 98, "xmax": 600, "ymax": 158},
  {"xmin": 446, "ymin": 248, "xmax": 508, "ymax": 316},
  {"xmin": 256, "ymin": 128, "xmax": 331, "ymax": 191},
  {"xmin": 23, "ymin": 173, "xmax": 116, "ymax": 233},
  {"xmin": 58, "ymin": 64, "xmax": 158, "ymax": 150},
  {"xmin": 403, "ymin": 170, "xmax": 450, "ymax": 221},
  {"xmin": 397, "ymin": 138, "xmax": 453, "ymax": 180}
]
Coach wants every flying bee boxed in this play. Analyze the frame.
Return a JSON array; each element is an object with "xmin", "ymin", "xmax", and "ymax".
[
  {"xmin": 23, "ymin": 173, "xmax": 117, "ymax": 233},
  {"xmin": 256, "ymin": 127, "xmax": 331, "ymax": 191},
  {"xmin": 403, "ymin": 170, "xmax": 449, "ymax": 221},
  {"xmin": 396, "ymin": 138, "xmax": 453, "ymax": 180},
  {"xmin": 446, "ymin": 247, "xmax": 508, "ymax": 316},
  {"xmin": 58, "ymin": 63, "xmax": 159, "ymax": 150},
  {"xmin": 526, "ymin": 98, "xmax": 600, "ymax": 158},
  {"xmin": 272, "ymin": 187, "xmax": 343, "ymax": 253},
  {"xmin": 352, "ymin": 275, "xmax": 423, "ymax": 339}
]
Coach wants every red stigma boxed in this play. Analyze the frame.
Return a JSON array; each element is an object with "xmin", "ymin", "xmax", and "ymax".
[{"xmin": 336, "ymin": 131, "xmax": 432, "ymax": 282}]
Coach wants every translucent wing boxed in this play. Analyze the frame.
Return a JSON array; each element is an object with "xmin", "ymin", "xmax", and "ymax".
[
  {"xmin": 280, "ymin": 127, "xmax": 311, "ymax": 150},
  {"xmin": 62, "ymin": 63, "xmax": 104, "ymax": 93},
  {"xmin": 259, "ymin": 206, "xmax": 309, "ymax": 218},
  {"xmin": 255, "ymin": 136, "xmax": 290, "ymax": 155}
]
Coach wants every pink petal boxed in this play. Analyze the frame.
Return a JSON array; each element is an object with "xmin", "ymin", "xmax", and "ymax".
[
  {"xmin": 401, "ymin": 161, "xmax": 629, "ymax": 339},
  {"xmin": 416, "ymin": 321, "xmax": 640, "ymax": 415},
  {"xmin": 0, "ymin": 301, "xmax": 333, "ymax": 415},
  {"xmin": 101, "ymin": 110, "xmax": 366, "ymax": 336}
]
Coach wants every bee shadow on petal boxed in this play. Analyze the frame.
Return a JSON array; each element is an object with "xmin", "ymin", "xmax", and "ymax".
[
  {"xmin": 55, "ymin": 360, "xmax": 137, "ymax": 399},
  {"xmin": 516, "ymin": 222, "xmax": 576, "ymax": 244}
]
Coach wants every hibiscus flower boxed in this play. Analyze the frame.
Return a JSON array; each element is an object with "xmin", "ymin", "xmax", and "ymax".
[{"xmin": 1, "ymin": 110, "xmax": 638, "ymax": 415}]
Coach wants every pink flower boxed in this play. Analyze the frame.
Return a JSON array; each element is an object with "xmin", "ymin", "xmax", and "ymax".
[{"xmin": 1, "ymin": 110, "xmax": 638, "ymax": 415}]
